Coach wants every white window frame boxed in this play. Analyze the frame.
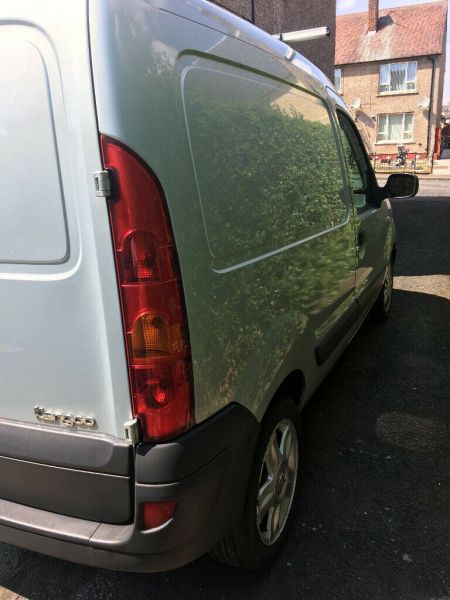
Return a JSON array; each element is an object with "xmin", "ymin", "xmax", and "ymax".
[
  {"xmin": 334, "ymin": 68, "xmax": 342, "ymax": 93},
  {"xmin": 379, "ymin": 61, "xmax": 417, "ymax": 94},
  {"xmin": 376, "ymin": 113, "xmax": 414, "ymax": 143}
]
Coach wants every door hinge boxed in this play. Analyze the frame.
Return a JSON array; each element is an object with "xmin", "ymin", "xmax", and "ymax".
[
  {"xmin": 93, "ymin": 169, "xmax": 112, "ymax": 198},
  {"xmin": 124, "ymin": 418, "xmax": 141, "ymax": 445}
]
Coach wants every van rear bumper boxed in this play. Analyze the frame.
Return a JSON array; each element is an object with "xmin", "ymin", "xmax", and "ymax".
[{"xmin": 0, "ymin": 404, "xmax": 259, "ymax": 572}]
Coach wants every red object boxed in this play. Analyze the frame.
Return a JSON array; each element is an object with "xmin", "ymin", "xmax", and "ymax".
[
  {"xmin": 368, "ymin": 0, "xmax": 379, "ymax": 32},
  {"xmin": 143, "ymin": 501, "xmax": 177, "ymax": 529},
  {"xmin": 435, "ymin": 126, "xmax": 441, "ymax": 156},
  {"xmin": 101, "ymin": 135, "xmax": 193, "ymax": 441}
]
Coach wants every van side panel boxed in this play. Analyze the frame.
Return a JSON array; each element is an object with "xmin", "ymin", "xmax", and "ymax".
[
  {"xmin": 90, "ymin": 0, "xmax": 357, "ymax": 425},
  {"xmin": 181, "ymin": 60, "xmax": 348, "ymax": 263}
]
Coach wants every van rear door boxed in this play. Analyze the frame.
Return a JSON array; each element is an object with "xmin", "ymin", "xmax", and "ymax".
[{"xmin": 0, "ymin": 1, "xmax": 131, "ymax": 440}]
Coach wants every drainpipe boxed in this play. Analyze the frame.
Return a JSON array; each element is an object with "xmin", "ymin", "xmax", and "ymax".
[
  {"xmin": 251, "ymin": 0, "xmax": 255, "ymax": 24},
  {"xmin": 426, "ymin": 56, "xmax": 436, "ymax": 158}
]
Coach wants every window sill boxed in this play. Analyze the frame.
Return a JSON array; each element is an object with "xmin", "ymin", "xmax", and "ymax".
[{"xmin": 377, "ymin": 90, "xmax": 418, "ymax": 97}]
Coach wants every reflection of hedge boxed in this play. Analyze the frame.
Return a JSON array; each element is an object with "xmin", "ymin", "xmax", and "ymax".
[
  {"xmin": 188, "ymin": 97, "xmax": 347, "ymax": 258},
  {"xmin": 184, "ymin": 91, "xmax": 355, "ymax": 409}
]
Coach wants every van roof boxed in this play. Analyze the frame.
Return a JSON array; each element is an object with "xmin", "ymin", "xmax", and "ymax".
[{"xmin": 157, "ymin": 0, "xmax": 334, "ymax": 92}]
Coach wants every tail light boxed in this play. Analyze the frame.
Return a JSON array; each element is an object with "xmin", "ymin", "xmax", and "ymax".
[
  {"xmin": 143, "ymin": 501, "xmax": 177, "ymax": 530},
  {"xmin": 100, "ymin": 135, "xmax": 193, "ymax": 441}
]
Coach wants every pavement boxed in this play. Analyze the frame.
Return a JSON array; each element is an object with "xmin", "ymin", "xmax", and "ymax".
[
  {"xmin": 427, "ymin": 157, "xmax": 450, "ymax": 180},
  {"xmin": 0, "ymin": 185, "xmax": 449, "ymax": 600}
]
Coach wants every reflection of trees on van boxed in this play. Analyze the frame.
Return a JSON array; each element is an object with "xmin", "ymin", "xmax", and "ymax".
[
  {"xmin": 186, "ymin": 89, "xmax": 347, "ymax": 260},
  {"xmin": 183, "ymin": 80, "xmax": 356, "ymax": 412},
  {"xmin": 99, "ymin": 21, "xmax": 357, "ymax": 414}
]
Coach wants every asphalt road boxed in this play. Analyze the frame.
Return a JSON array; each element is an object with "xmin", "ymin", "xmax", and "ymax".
[
  {"xmin": 414, "ymin": 179, "xmax": 450, "ymax": 197},
  {"xmin": 1, "ymin": 184, "xmax": 449, "ymax": 600}
]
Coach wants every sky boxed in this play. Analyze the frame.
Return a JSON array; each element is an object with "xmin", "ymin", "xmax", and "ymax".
[{"xmin": 336, "ymin": 0, "xmax": 450, "ymax": 105}]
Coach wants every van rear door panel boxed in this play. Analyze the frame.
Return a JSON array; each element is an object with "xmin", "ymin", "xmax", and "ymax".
[
  {"xmin": 0, "ymin": 38, "xmax": 68, "ymax": 264},
  {"xmin": 0, "ymin": 3, "xmax": 132, "ymax": 440}
]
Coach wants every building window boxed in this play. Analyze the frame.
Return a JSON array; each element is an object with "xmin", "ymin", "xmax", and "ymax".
[
  {"xmin": 379, "ymin": 62, "xmax": 417, "ymax": 93},
  {"xmin": 377, "ymin": 113, "xmax": 414, "ymax": 143},
  {"xmin": 335, "ymin": 68, "xmax": 342, "ymax": 93}
]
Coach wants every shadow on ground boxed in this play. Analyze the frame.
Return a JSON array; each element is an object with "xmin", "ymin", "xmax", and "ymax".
[{"xmin": 393, "ymin": 195, "xmax": 450, "ymax": 277}]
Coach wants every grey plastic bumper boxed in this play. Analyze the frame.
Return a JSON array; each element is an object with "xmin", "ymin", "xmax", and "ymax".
[{"xmin": 0, "ymin": 404, "xmax": 259, "ymax": 572}]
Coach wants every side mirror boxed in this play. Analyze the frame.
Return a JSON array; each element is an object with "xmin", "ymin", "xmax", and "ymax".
[{"xmin": 383, "ymin": 173, "xmax": 419, "ymax": 199}]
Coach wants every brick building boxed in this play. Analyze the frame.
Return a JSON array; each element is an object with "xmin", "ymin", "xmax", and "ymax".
[
  {"xmin": 335, "ymin": 0, "xmax": 448, "ymax": 159},
  {"xmin": 214, "ymin": 0, "xmax": 336, "ymax": 80}
]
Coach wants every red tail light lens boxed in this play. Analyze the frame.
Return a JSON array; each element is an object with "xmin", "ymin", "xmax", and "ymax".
[
  {"xmin": 101, "ymin": 135, "xmax": 193, "ymax": 441},
  {"xmin": 143, "ymin": 501, "xmax": 177, "ymax": 529}
]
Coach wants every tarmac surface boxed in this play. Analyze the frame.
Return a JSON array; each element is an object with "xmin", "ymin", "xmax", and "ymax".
[{"xmin": 0, "ymin": 183, "xmax": 449, "ymax": 600}]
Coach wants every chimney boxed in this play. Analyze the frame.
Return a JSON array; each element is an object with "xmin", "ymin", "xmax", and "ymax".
[{"xmin": 368, "ymin": 0, "xmax": 379, "ymax": 32}]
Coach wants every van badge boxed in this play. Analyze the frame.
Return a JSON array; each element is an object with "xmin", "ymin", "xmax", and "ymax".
[{"xmin": 34, "ymin": 406, "xmax": 96, "ymax": 429}]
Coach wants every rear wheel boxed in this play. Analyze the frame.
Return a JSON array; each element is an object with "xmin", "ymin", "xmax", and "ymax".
[{"xmin": 210, "ymin": 397, "xmax": 301, "ymax": 569}]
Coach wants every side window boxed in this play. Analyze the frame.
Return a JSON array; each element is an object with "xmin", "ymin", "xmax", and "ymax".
[{"xmin": 336, "ymin": 111, "xmax": 370, "ymax": 210}]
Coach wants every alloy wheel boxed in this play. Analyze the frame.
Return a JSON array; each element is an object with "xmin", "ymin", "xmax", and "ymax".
[{"xmin": 256, "ymin": 418, "xmax": 299, "ymax": 546}]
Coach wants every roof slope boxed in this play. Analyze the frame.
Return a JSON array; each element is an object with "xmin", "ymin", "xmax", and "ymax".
[{"xmin": 336, "ymin": 1, "xmax": 447, "ymax": 65}]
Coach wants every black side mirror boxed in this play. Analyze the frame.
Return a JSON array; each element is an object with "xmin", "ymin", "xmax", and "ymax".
[{"xmin": 383, "ymin": 173, "xmax": 419, "ymax": 199}]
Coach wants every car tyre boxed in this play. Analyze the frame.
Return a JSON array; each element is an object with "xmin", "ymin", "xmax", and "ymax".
[
  {"xmin": 370, "ymin": 260, "xmax": 394, "ymax": 324},
  {"xmin": 210, "ymin": 397, "xmax": 301, "ymax": 570}
]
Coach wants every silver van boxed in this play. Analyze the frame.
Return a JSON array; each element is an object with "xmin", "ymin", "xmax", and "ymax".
[{"xmin": 0, "ymin": 0, "xmax": 417, "ymax": 572}]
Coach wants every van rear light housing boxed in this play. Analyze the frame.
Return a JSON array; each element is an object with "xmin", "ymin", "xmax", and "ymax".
[{"xmin": 100, "ymin": 135, "xmax": 193, "ymax": 441}]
